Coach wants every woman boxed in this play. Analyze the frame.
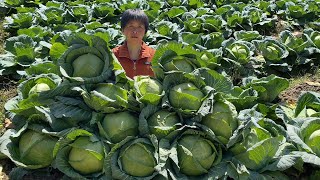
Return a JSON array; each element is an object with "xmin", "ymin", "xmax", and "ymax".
[{"xmin": 112, "ymin": 9, "xmax": 155, "ymax": 79}]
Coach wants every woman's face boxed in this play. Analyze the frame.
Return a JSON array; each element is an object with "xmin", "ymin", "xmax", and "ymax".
[{"xmin": 122, "ymin": 20, "xmax": 146, "ymax": 43}]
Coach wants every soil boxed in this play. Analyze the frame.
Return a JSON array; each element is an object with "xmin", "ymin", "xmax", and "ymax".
[{"xmin": 279, "ymin": 77, "xmax": 320, "ymax": 105}]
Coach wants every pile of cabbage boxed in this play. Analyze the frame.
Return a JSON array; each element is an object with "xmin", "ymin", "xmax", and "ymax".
[{"xmin": 0, "ymin": 34, "xmax": 320, "ymax": 180}]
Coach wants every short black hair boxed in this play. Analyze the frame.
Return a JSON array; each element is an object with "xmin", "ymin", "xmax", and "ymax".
[{"xmin": 121, "ymin": 9, "xmax": 149, "ymax": 34}]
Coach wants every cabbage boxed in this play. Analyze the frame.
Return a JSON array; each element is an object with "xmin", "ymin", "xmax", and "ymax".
[
  {"xmin": 72, "ymin": 53, "xmax": 104, "ymax": 77},
  {"xmin": 265, "ymin": 45, "xmax": 280, "ymax": 61},
  {"xmin": 169, "ymin": 82, "xmax": 204, "ymax": 111},
  {"xmin": 28, "ymin": 83, "xmax": 51, "ymax": 95},
  {"xmin": 230, "ymin": 44, "xmax": 249, "ymax": 63},
  {"xmin": 147, "ymin": 110, "xmax": 180, "ymax": 139},
  {"xmin": 95, "ymin": 83, "xmax": 125, "ymax": 104},
  {"xmin": 68, "ymin": 136, "xmax": 104, "ymax": 175},
  {"xmin": 314, "ymin": 35, "xmax": 320, "ymax": 48},
  {"xmin": 201, "ymin": 100, "xmax": 238, "ymax": 144},
  {"xmin": 19, "ymin": 130, "xmax": 58, "ymax": 166},
  {"xmin": 177, "ymin": 134, "xmax": 217, "ymax": 176},
  {"xmin": 305, "ymin": 129, "xmax": 320, "ymax": 156},
  {"xmin": 230, "ymin": 127, "xmax": 272, "ymax": 155},
  {"xmin": 136, "ymin": 77, "xmax": 163, "ymax": 96},
  {"xmin": 119, "ymin": 142, "xmax": 156, "ymax": 177},
  {"xmin": 163, "ymin": 57, "xmax": 194, "ymax": 73},
  {"xmin": 101, "ymin": 111, "xmax": 138, "ymax": 143}
]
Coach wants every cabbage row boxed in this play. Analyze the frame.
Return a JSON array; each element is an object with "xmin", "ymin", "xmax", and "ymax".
[
  {"xmin": 0, "ymin": 32, "xmax": 319, "ymax": 179},
  {"xmin": 0, "ymin": 0, "xmax": 320, "ymax": 80},
  {"xmin": 0, "ymin": 0, "xmax": 320, "ymax": 179}
]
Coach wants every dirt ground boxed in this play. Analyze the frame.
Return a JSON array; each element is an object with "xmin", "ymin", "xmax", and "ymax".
[{"xmin": 279, "ymin": 76, "xmax": 320, "ymax": 105}]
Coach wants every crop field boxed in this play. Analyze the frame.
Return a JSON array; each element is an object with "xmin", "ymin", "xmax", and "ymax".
[{"xmin": 0, "ymin": 0, "xmax": 320, "ymax": 179}]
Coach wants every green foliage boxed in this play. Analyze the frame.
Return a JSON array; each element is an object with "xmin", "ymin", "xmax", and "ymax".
[{"xmin": 1, "ymin": 0, "xmax": 320, "ymax": 179}]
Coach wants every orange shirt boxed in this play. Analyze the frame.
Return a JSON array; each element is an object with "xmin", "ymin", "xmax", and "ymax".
[{"xmin": 112, "ymin": 42, "xmax": 155, "ymax": 79}]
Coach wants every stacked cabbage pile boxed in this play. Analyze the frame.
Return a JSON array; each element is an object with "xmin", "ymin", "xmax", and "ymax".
[{"xmin": 1, "ymin": 34, "xmax": 320, "ymax": 180}]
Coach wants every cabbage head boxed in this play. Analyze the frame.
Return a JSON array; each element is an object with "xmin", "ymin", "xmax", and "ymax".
[
  {"xmin": 101, "ymin": 111, "xmax": 138, "ymax": 143},
  {"xmin": 305, "ymin": 129, "xmax": 320, "ymax": 156},
  {"xmin": 19, "ymin": 130, "xmax": 58, "ymax": 167},
  {"xmin": 72, "ymin": 53, "xmax": 104, "ymax": 77},
  {"xmin": 169, "ymin": 82, "xmax": 205, "ymax": 111},
  {"xmin": 135, "ymin": 77, "xmax": 163, "ymax": 95},
  {"xmin": 301, "ymin": 119, "xmax": 320, "ymax": 156},
  {"xmin": 177, "ymin": 134, "xmax": 218, "ymax": 176},
  {"xmin": 253, "ymin": 39, "xmax": 288, "ymax": 62},
  {"xmin": 314, "ymin": 35, "xmax": 320, "ymax": 48},
  {"xmin": 201, "ymin": 100, "xmax": 238, "ymax": 144},
  {"xmin": 68, "ymin": 136, "xmax": 104, "ymax": 175},
  {"xmin": 28, "ymin": 83, "xmax": 51, "ymax": 96},
  {"xmin": 119, "ymin": 142, "xmax": 156, "ymax": 177},
  {"xmin": 57, "ymin": 33, "xmax": 115, "ymax": 83},
  {"xmin": 310, "ymin": 31, "xmax": 320, "ymax": 48},
  {"xmin": 134, "ymin": 76, "xmax": 163, "ymax": 105},
  {"xmin": 228, "ymin": 44, "xmax": 251, "ymax": 64},
  {"xmin": 163, "ymin": 56, "xmax": 195, "ymax": 73},
  {"xmin": 230, "ymin": 126, "xmax": 272, "ymax": 155},
  {"xmin": 80, "ymin": 83, "xmax": 128, "ymax": 113},
  {"xmin": 147, "ymin": 110, "xmax": 180, "ymax": 139}
]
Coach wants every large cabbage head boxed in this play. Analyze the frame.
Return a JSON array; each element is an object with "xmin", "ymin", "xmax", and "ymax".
[
  {"xmin": 201, "ymin": 100, "xmax": 238, "ymax": 144},
  {"xmin": 169, "ymin": 82, "xmax": 205, "ymax": 111},
  {"xmin": 119, "ymin": 142, "xmax": 156, "ymax": 177},
  {"xmin": 177, "ymin": 134, "xmax": 218, "ymax": 176},
  {"xmin": 57, "ymin": 33, "xmax": 114, "ymax": 83},
  {"xmin": 19, "ymin": 130, "xmax": 58, "ymax": 167},
  {"xmin": 163, "ymin": 56, "xmax": 195, "ymax": 73},
  {"xmin": 72, "ymin": 53, "xmax": 104, "ymax": 77},
  {"xmin": 68, "ymin": 136, "xmax": 104, "ymax": 175},
  {"xmin": 101, "ymin": 111, "xmax": 138, "ymax": 143},
  {"xmin": 147, "ymin": 110, "xmax": 180, "ymax": 139}
]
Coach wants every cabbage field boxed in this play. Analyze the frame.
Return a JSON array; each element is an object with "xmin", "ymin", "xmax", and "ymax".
[{"xmin": 1, "ymin": 0, "xmax": 320, "ymax": 179}]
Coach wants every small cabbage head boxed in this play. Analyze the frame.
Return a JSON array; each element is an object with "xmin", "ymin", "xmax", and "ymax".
[
  {"xmin": 304, "ymin": 129, "xmax": 320, "ymax": 156},
  {"xmin": 300, "ymin": 119, "xmax": 320, "ymax": 156},
  {"xmin": 95, "ymin": 83, "xmax": 126, "ymax": 105},
  {"xmin": 82, "ymin": 83, "xmax": 128, "ymax": 113},
  {"xmin": 119, "ymin": 142, "xmax": 156, "ymax": 177},
  {"xmin": 201, "ymin": 101, "xmax": 238, "ymax": 144},
  {"xmin": 72, "ymin": 53, "xmax": 104, "ymax": 77},
  {"xmin": 177, "ymin": 134, "xmax": 217, "ymax": 176},
  {"xmin": 163, "ymin": 56, "xmax": 194, "ymax": 73},
  {"xmin": 265, "ymin": 45, "xmax": 280, "ymax": 61},
  {"xmin": 102, "ymin": 111, "xmax": 138, "ymax": 143},
  {"xmin": 312, "ymin": 33, "xmax": 320, "ymax": 48},
  {"xmin": 147, "ymin": 110, "xmax": 180, "ymax": 139},
  {"xmin": 68, "ymin": 136, "xmax": 104, "ymax": 175},
  {"xmin": 136, "ymin": 78, "xmax": 163, "ymax": 96},
  {"xmin": 229, "ymin": 44, "xmax": 250, "ymax": 64},
  {"xmin": 230, "ymin": 127, "xmax": 272, "ymax": 155},
  {"xmin": 19, "ymin": 130, "xmax": 58, "ymax": 166},
  {"xmin": 169, "ymin": 82, "xmax": 204, "ymax": 111},
  {"xmin": 28, "ymin": 83, "xmax": 51, "ymax": 95}
]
